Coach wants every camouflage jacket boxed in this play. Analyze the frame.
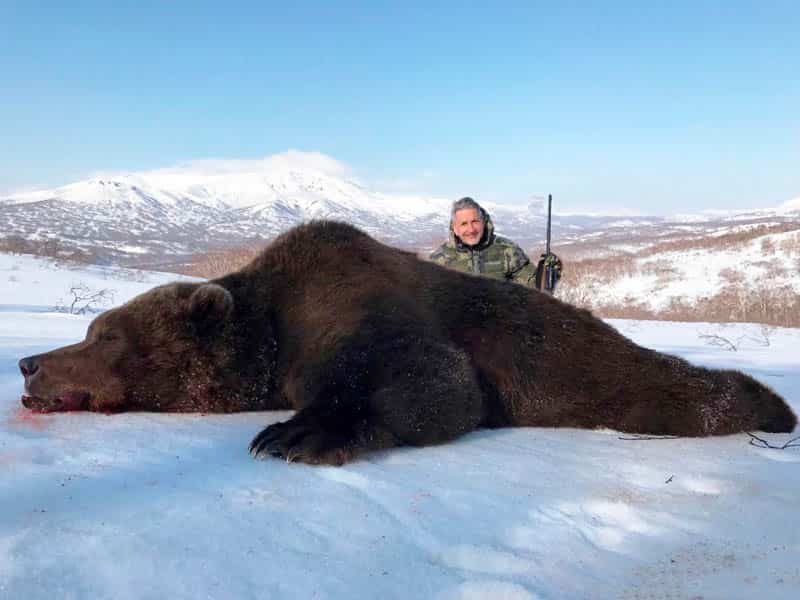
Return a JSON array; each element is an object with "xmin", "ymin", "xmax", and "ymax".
[{"xmin": 429, "ymin": 214, "xmax": 538, "ymax": 288}]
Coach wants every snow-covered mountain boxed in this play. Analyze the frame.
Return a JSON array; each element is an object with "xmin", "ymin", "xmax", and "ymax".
[
  {"xmin": 555, "ymin": 207, "xmax": 800, "ymax": 326},
  {"xmin": 0, "ymin": 151, "xmax": 685, "ymax": 266},
  {"xmin": 0, "ymin": 153, "xmax": 457, "ymax": 265},
  {"xmin": 1, "ymin": 153, "xmax": 799, "ymax": 324}
]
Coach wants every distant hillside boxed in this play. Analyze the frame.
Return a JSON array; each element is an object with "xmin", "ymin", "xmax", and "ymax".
[
  {"xmin": 554, "ymin": 220, "xmax": 800, "ymax": 327},
  {"xmin": 2, "ymin": 155, "xmax": 798, "ymax": 326},
  {"xmin": 183, "ymin": 211, "xmax": 800, "ymax": 328}
]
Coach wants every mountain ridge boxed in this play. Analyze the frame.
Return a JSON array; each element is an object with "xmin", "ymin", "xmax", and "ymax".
[{"xmin": 2, "ymin": 156, "xmax": 798, "ymax": 271}]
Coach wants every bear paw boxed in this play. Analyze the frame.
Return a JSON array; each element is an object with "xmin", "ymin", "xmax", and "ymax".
[{"xmin": 249, "ymin": 418, "xmax": 352, "ymax": 466}]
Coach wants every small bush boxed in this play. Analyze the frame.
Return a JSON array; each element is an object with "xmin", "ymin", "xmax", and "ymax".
[
  {"xmin": 183, "ymin": 245, "xmax": 265, "ymax": 279},
  {"xmin": 55, "ymin": 283, "xmax": 116, "ymax": 315}
]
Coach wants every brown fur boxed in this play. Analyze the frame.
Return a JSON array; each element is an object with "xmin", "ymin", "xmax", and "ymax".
[{"xmin": 19, "ymin": 221, "xmax": 797, "ymax": 464}]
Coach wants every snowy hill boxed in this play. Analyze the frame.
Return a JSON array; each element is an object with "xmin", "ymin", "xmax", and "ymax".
[
  {"xmin": 0, "ymin": 152, "xmax": 456, "ymax": 264},
  {"xmin": 9, "ymin": 150, "xmax": 790, "ymax": 265},
  {"xmin": 1, "ymin": 255, "xmax": 798, "ymax": 599},
  {"xmin": 556, "ymin": 219, "xmax": 800, "ymax": 325},
  {"xmin": 2, "ymin": 151, "xmax": 798, "ymax": 323},
  {"xmin": 2, "ymin": 152, "xmax": 797, "ymax": 267}
]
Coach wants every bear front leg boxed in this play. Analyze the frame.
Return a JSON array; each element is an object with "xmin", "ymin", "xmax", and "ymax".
[
  {"xmin": 249, "ymin": 409, "xmax": 400, "ymax": 465},
  {"xmin": 250, "ymin": 334, "xmax": 487, "ymax": 465}
]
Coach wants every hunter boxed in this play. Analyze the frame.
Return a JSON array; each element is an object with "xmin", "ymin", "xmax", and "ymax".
[{"xmin": 429, "ymin": 196, "xmax": 561, "ymax": 292}]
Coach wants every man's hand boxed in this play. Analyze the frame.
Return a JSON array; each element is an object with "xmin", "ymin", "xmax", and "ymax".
[{"xmin": 535, "ymin": 253, "xmax": 562, "ymax": 294}]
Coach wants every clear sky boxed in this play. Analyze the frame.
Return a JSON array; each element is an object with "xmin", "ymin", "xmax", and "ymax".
[{"xmin": 2, "ymin": 0, "xmax": 798, "ymax": 214}]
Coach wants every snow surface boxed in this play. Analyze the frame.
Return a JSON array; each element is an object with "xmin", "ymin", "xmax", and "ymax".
[
  {"xmin": 1, "ymin": 254, "xmax": 799, "ymax": 600},
  {"xmin": 594, "ymin": 228, "xmax": 800, "ymax": 311},
  {"xmin": 779, "ymin": 197, "xmax": 800, "ymax": 212}
]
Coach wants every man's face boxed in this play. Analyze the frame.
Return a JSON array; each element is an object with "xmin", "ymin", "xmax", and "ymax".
[{"xmin": 452, "ymin": 208, "xmax": 485, "ymax": 246}]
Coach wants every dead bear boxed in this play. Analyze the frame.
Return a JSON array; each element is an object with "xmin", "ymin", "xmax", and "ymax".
[{"xmin": 18, "ymin": 221, "xmax": 797, "ymax": 465}]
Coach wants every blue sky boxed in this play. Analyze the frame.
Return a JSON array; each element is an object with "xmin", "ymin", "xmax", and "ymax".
[{"xmin": 1, "ymin": 0, "xmax": 798, "ymax": 213}]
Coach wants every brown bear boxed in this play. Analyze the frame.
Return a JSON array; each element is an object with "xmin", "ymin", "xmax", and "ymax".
[{"xmin": 18, "ymin": 221, "xmax": 797, "ymax": 465}]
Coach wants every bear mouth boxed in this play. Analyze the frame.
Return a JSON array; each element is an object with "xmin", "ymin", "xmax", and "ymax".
[{"xmin": 21, "ymin": 392, "xmax": 90, "ymax": 413}]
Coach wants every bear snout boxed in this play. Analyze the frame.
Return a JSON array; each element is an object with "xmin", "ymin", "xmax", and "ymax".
[
  {"xmin": 18, "ymin": 353, "xmax": 92, "ymax": 412},
  {"xmin": 19, "ymin": 356, "xmax": 39, "ymax": 378}
]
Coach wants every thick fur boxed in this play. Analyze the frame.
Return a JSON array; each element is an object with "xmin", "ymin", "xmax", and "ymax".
[{"xmin": 19, "ymin": 221, "xmax": 797, "ymax": 464}]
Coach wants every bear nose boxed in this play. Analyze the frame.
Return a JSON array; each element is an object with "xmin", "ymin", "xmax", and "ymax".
[{"xmin": 19, "ymin": 356, "xmax": 39, "ymax": 378}]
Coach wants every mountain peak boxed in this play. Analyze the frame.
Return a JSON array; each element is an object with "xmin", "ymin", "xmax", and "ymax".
[{"xmin": 2, "ymin": 151, "xmax": 798, "ymax": 267}]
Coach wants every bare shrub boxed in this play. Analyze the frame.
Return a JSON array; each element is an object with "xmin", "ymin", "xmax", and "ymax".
[
  {"xmin": 183, "ymin": 245, "xmax": 265, "ymax": 279},
  {"xmin": 0, "ymin": 235, "xmax": 31, "ymax": 254},
  {"xmin": 748, "ymin": 324, "xmax": 775, "ymax": 347},
  {"xmin": 778, "ymin": 233, "xmax": 800, "ymax": 253},
  {"xmin": 556, "ymin": 284, "xmax": 596, "ymax": 310},
  {"xmin": 637, "ymin": 223, "xmax": 799, "ymax": 257},
  {"xmin": 40, "ymin": 238, "xmax": 61, "ymax": 258},
  {"xmin": 589, "ymin": 283, "xmax": 800, "ymax": 327},
  {"xmin": 418, "ymin": 232, "xmax": 451, "ymax": 254},
  {"xmin": 555, "ymin": 257, "xmax": 614, "ymax": 311},
  {"xmin": 593, "ymin": 302, "xmax": 659, "ymax": 321},
  {"xmin": 641, "ymin": 260, "xmax": 677, "ymax": 278},
  {"xmin": 698, "ymin": 333, "xmax": 742, "ymax": 351},
  {"xmin": 109, "ymin": 268, "xmax": 146, "ymax": 283},
  {"xmin": 0, "ymin": 236, "xmax": 97, "ymax": 264},
  {"xmin": 719, "ymin": 267, "xmax": 744, "ymax": 285},
  {"xmin": 559, "ymin": 257, "xmax": 620, "ymax": 287},
  {"xmin": 763, "ymin": 263, "xmax": 787, "ymax": 279},
  {"xmin": 55, "ymin": 283, "xmax": 116, "ymax": 315}
]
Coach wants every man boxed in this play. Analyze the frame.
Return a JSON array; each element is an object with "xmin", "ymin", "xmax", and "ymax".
[{"xmin": 429, "ymin": 197, "xmax": 561, "ymax": 292}]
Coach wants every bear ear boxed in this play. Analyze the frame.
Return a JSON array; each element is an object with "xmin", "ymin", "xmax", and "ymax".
[{"xmin": 188, "ymin": 283, "xmax": 234, "ymax": 328}]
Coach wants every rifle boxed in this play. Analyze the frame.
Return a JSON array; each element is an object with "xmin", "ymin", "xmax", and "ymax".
[
  {"xmin": 536, "ymin": 194, "xmax": 561, "ymax": 294},
  {"xmin": 546, "ymin": 193, "xmax": 552, "ymax": 257}
]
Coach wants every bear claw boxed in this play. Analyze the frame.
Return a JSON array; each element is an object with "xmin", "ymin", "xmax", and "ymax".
[{"xmin": 249, "ymin": 420, "xmax": 351, "ymax": 465}]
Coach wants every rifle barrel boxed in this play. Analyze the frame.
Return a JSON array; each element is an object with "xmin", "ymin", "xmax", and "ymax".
[{"xmin": 546, "ymin": 194, "xmax": 552, "ymax": 255}]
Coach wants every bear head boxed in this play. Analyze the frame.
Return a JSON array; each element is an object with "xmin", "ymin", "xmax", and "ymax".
[{"xmin": 18, "ymin": 282, "xmax": 256, "ymax": 413}]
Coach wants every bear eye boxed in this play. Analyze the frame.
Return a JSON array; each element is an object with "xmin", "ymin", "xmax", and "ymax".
[{"xmin": 98, "ymin": 332, "xmax": 119, "ymax": 342}]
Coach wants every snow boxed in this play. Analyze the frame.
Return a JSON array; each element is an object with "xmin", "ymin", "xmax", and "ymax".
[
  {"xmin": 0, "ymin": 253, "xmax": 195, "ymax": 310},
  {"xmin": 1, "ymin": 255, "xmax": 798, "ymax": 599},
  {"xmin": 591, "ymin": 228, "xmax": 800, "ymax": 311},
  {"xmin": 4, "ymin": 151, "xmax": 797, "ymax": 228},
  {"xmin": 778, "ymin": 197, "xmax": 800, "ymax": 212},
  {"xmin": 1, "ymin": 151, "xmax": 451, "ymax": 223}
]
